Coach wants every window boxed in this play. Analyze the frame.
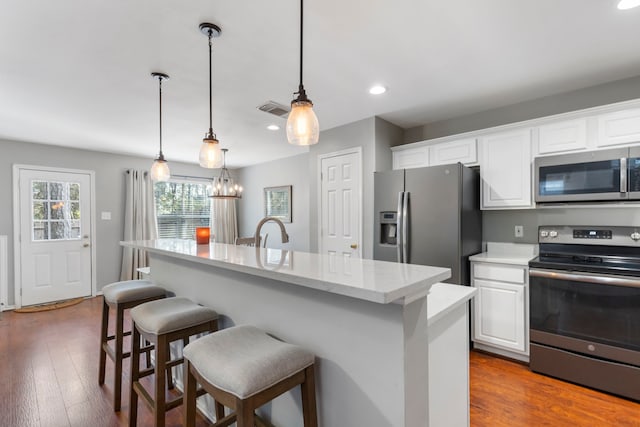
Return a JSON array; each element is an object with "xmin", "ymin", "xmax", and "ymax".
[
  {"xmin": 32, "ymin": 180, "xmax": 81, "ymax": 241},
  {"xmin": 154, "ymin": 178, "xmax": 212, "ymax": 239}
]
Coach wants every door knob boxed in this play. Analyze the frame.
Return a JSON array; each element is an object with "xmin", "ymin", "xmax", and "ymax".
[
  {"xmin": 83, "ymin": 243, "xmax": 90, "ymax": 248},
  {"xmin": 350, "ymin": 243, "xmax": 358, "ymax": 249}
]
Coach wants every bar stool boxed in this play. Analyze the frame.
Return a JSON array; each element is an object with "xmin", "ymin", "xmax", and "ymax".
[
  {"xmin": 129, "ymin": 297, "xmax": 219, "ymax": 427},
  {"xmin": 99, "ymin": 279, "xmax": 166, "ymax": 411},
  {"xmin": 182, "ymin": 325, "xmax": 318, "ymax": 427}
]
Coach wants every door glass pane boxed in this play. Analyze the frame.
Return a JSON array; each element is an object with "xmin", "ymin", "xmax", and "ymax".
[
  {"xmin": 69, "ymin": 183, "xmax": 80, "ymax": 200},
  {"xmin": 33, "ymin": 221, "xmax": 48, "ymax": 240},
  {"xmin": 33, "ymin": 201, "xmax": 48, "ymax": 220},
  {"xmin": 31, "ymin": 180, "xmax": 82, "ymax": 241},
  {"xmin": 50, "ymin": 202, "xmax": 65, "ymax": 219},
  {"xmin": 49, "ymin": 182, "xmax": 65, "ymax": 200},
  {"xmin": 32, "ymin": 181, "xmax": 47, "ymax": 200},
  {"xmin": 50, "ymin": 222, "xmax": 65, "ymax": 239}
]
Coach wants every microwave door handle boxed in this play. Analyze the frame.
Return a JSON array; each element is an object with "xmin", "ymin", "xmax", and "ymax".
[
  {"xmin": 621, "ymin": 157, "xmax": 628, "ymax": 193},
  {"xmin": 397, "ymin": 191, "xmax": 403, "ymax": 263}
]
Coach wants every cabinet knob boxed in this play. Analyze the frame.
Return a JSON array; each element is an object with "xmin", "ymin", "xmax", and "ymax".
[{"xmin": 350, "ymin": 243, "xmax": 358, "ymax": 249}]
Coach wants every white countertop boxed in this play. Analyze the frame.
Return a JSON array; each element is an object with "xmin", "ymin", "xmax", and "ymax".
[
  {"xmin": 469, "ymin": 242, "xmax": 538, "ymax": 266},
  {"xmin": 427, "ymin": 283, "xmax": 476, "ymax": 327},
  {"xmin": 121, "ymin": 239, "xmax": 451, "ymax": 304}
]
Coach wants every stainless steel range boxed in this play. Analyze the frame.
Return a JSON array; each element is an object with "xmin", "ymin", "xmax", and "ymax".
[{"xmin": 529, "ymin": 225, "xmax": 640, "ymax": 401}]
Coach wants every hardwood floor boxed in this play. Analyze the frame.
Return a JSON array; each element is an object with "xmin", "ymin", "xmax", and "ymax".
[
  {"xmin": 470, "ymin": 351, "xmax": 640, "ymax": 427},
  {"xmin": 1, "ymin": 297, "xmax": 639, "ymax": 426},
  {"xmin": 0, "ymin": 297, "xmax": 208, "ymax": 427}
]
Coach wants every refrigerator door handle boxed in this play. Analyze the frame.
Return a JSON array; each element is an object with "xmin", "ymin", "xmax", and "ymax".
[
  {"xmin": 396, "ymin": 191, "xmax": 404, "ymax": 263},
  {"xmin": 402, "ymin": 191, "xmax": 410, "ymax": 263}
]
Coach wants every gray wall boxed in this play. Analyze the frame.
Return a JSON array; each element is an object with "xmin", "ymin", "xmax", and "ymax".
[
  {"xmin": 400, "ymin": 74, "xmax": 640, "ymax": 243},
  {"xmin": 403, "ymin": 74, "xmax": 640, "ymax": 144},
  {"xmin": 235, "ymin": 153, "xmax": 310, "ymax": 252},
  {"xmin": 484, "ymin": 208, "xmax": 640, "ymax": 244},
  {"xmin": 308, "ymin": 117, "xmax": 399, "ymax": 259},
  {"xmin": 0, "ymin": 138, "xmax": 209, "ymax": 307}
]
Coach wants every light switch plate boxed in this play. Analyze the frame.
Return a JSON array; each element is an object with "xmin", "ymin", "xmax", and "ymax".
[{"xmin": 101, "ymin": 211, "xmax": 112, "ymax": 220}]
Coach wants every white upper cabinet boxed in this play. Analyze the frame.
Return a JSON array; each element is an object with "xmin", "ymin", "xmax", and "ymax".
[
  {"xmin": 598, "ymin": 108, "xmax": 640, "ymax": 148},
  {"xmin": 392, "ymin": 146, "xmax": 429, "ymax": 170},
  {"xmin": 480, "ymin": 129, "xmax": 533, "ymax": 209},
  {"xmin": 538, "ymin": 118, "xmax": 588, "ymax": 154},
  {"xmin": 429, "ymin": 138, "xmax": 478, "ymax": 166}
]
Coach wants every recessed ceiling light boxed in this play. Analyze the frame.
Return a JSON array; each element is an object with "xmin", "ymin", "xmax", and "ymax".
[
  {"xmin": 369, "ymin": 85, "xmax": 387, "ymax": 95},
  {"xmin": 267, "ymin": 124, "xmax": 280, "ymax": 131},
  {"xmin": 618, "ymin": 0, "xmax": 640, "ymax": 9}
]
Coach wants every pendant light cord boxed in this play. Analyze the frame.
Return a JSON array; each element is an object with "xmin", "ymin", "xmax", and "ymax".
[
  {"xmin": 208, "ymin": 31, "xmax": 214, "ymax": 133},
  {"xmin": 158, "ymin": 76, "xmax": 163, "ymax": 157},
  {"xmin": 299, "ymin": 0, "xmax": 304, "ymax": 90}
]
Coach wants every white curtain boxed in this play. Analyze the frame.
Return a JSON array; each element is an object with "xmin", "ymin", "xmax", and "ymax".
[
  {"xmin": 213, "ymin": 199, "xmax": 238, "ymax": 244},
  {"xmin": 120, "ymin": 170, "xmax": 158, "ymax": 280}
]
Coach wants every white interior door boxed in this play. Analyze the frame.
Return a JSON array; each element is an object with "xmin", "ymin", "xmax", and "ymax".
[
  {"xmin": 17, "ymin": 168, "xmax": 93, "ymax": 306},
  {"xmin": 320, "ymin": 150, "xmax": 362, "ymax": 259}
]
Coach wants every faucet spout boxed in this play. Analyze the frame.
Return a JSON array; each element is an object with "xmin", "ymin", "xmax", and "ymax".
[{"xmin": 255, "ymin": 217, "xmax": 289, "ymax": 247}]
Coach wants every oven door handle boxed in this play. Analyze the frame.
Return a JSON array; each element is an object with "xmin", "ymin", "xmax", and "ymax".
[{"xmin": 530, "ymin": 268, "xmax": 640, "ymax": 288}]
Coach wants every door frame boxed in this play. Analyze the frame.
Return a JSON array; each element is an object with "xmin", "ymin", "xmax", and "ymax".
[
  {"xmin": 316, "ymin": 147, "xmax": 363, "ymax": 257},
  {"xmin": 12, "ymin": 164, "xmax": 97, "ymax": 308}
]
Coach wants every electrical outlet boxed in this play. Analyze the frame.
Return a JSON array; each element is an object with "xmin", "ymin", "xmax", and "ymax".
[{"xmin": 515, "ymin": 225, "xmax": 524, "ymax": 238}]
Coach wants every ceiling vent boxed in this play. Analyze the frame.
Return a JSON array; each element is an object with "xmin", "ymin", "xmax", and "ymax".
[{"xmin": 257, "ymin": 101, "xmax": 290, "ymax": 118}]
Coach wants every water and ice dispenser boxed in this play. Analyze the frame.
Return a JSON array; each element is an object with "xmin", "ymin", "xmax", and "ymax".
[{"xmin": 379, "ymin": 211, "xmax": 397, "ymax": 245}]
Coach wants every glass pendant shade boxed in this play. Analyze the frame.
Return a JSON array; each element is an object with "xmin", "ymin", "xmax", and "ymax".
[
  {"xmin": 199, "ymin": 136, "xmax": 223, "ymax": 168},
  {"xmin": 150, "ymin": 72, "xmax": 170, "ymax": 182},
  {"xmin": 150, "ymin": 158, "xmax": 170, "ymax": 182},
  {"xmin": 286, "ymin": 100, "xmax": 319, "ymax": 146}
]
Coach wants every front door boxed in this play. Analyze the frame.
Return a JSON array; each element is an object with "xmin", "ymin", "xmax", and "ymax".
[
  {"xmin": 17, "ymin": 167, "xmax": 93, "ymax": 306},
  {"xmin": 319, "ymin": 149, "xmax": 361, "ymax": 259}
]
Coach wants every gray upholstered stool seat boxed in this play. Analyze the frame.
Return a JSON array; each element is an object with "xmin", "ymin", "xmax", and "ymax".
[
  {"xmin": 103, "ymin": 279, "xmax": 166, "ymax": 304},
  {"xmin": 98, "ymin": 279, "xmax": 166, "ymax": 412},
  {"xmin": 128, "ymin": 297, "xmax": 219, "ymax": 427},
  {"xmin": 182, "ymin": 325, "xmax": 318, "ymax": 427},
  {"xmin": 183, "ymin": 325, "xmax": 315, "ymax": 399},
  {"xmin": 130, "ymin": 297, "xmax": 219, "ymax": 335}
]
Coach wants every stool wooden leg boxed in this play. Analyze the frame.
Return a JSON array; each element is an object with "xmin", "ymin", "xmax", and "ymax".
[
  {"xmin": 183, "ymin": 360, "xmax": 197, "ymax": 427},
  {"xmin": 98, "ymin": 299, "xmax": 109, "ymax": 385},
  {"xmin": 154, "ymin": 334, "xmax": 168, "ymax": 427},
  {"xmin": 301, "ymin": 365, "xmax": 318, "ymax": 427},
  {"xmin": 114, "ymin": 304, "xmax": 125, "ymax": 411},
  {"xmin": 166, "ymin": 340, "xmax": 174, "ymax": 390},
  {"xmin": 129, "ymin": 324, "xmax": 141, "ymax": 427},
  {"xmin": 236, "ymin": 398, "xmax": 255, "ymax": 427}
]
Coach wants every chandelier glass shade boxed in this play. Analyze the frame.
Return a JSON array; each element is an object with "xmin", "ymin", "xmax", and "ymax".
[{"xmin": 211, "ymin": 149, "xmax": 242, "ymax": 199}]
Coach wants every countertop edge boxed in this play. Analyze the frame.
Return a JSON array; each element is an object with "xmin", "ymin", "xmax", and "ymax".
[
  {"xmin": 427, "ymin": 284, "xmax": 477, "ymax": 327},
  {"xmin": 122, "ymin": 240, "xmax": 450, "ymax": 305}
]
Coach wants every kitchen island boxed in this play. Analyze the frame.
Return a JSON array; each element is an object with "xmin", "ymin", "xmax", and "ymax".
[{"xmin": 121, "ymin": 239, "xmax": 473, "ymax": 426}]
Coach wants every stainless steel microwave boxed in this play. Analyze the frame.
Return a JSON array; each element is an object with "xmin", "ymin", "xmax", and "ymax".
[{"xmin": 534, "ymin": 146, "xmax": 640, "ymax": 203}]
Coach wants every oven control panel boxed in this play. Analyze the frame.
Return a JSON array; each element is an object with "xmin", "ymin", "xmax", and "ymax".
[
  {"xmin": 539, "ymin": 226, "xmax": 640, "ymax": 246},
  {"xmin": 573, "ymin": 229, "xmax": 612, "ymax": 239}
]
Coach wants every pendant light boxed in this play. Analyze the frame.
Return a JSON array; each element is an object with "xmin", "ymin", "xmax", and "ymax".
[
  {"xmin": 150, "ymin": 72, "xmax": 171, "ymax": 182},
  {"xmin": 211, "ymin": 149, "xmax": 243, "ymax": 199},
  {"xmin": 286, "ymin": 0, "xmax": 319, "ymax": 146},
  {"xmin": 198, "ymin": 23, "xmax": 224, "ymax": 168}
]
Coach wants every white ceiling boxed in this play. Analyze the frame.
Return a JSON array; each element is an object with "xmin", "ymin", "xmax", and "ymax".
[{"xmin": 1, "ymin": 0, "xmax": 640, "ymax": 168}]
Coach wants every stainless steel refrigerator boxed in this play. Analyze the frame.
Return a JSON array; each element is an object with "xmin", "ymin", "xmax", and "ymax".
[{"xmin": 374, "ymin": 163, "xmax": 482, "ymax": 286}]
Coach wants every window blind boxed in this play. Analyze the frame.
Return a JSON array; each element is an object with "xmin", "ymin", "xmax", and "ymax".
[{"xmin": 154, "ymin": 178, "xmax": 212, "ymax": 239}]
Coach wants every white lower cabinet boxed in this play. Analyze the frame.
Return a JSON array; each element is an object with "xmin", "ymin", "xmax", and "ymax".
[{"xmin": 472, "ymin": 261, "xmax": 529, "ymax": 360}]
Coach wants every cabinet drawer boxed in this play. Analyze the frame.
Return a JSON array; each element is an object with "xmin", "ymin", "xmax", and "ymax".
[{"xmin": 473, "ymin": 263, "xmax": 525, "ymax": 284}]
